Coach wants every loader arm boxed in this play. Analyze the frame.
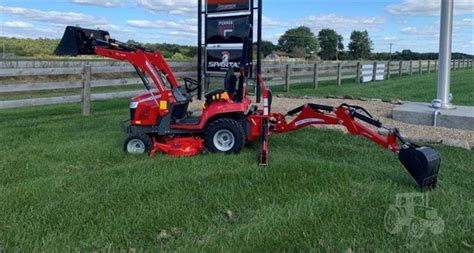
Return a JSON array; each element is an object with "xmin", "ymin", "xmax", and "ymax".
[{"xmin": 55, "ymin": 26, "xmax": 181, "ymax": 93}]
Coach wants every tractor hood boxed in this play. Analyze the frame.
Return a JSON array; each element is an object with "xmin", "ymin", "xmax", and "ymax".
[{"xmin": 54, "ymin": 26, "xmax": 110, "ymax": 56}]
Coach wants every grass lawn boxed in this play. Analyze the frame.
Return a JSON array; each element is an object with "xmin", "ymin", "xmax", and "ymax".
[
  {"xmin": 0, "ymin": 99, "xmax": 473, "ymax": 251},
  {"xmin": 271, "ymin": 69, "xmax": 474, "ymax": 106}
]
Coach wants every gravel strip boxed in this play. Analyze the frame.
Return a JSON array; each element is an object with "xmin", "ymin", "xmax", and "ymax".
[{"xmin": 271, "ymin": 97, "xmax": 474, "ymax": 150}]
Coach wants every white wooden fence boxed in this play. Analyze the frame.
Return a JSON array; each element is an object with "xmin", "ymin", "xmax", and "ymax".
[{"xmin": 0, "ymin": 59, "xmax": 472, "ymax": 113}]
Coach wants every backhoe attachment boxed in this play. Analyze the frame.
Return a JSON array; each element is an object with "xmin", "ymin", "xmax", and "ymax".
[{"xmin": 263, "ymin": 101, "xmax": 441, "ymax": 190}]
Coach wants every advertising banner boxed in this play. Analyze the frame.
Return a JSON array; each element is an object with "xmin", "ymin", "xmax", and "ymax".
[
  {"xmin": 206, "ymin": 47, "xmax": 242, "ymax": 72},
  {"xmin": 206, "ymin": 0, "xmax": 251, "ymax": 13},
  {"xmin": 206, "ymin": 15, "xmax": 250, "ymax": 44}
]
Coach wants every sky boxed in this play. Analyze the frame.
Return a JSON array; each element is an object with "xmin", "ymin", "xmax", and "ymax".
[{"xmin": 0, "ymin": 0, "xmax": 473, "ymax": 54}]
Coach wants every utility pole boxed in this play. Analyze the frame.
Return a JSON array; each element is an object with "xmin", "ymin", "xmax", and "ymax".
[
  {"xmin": 435, "ymin": 0, "xmax": 454, "ymax": 109},
  {"xmin": 1, "ymin": 8, "xmax": 4, "ymax": 58},
  {"xmin": 389, "ymin": 43, "xmax": 394, "ymax": 61}
]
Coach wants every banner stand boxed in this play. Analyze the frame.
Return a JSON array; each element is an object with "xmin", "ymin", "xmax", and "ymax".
[{"xmin": 197, "ymin": 0, "xmax": 262, "ymax": 102}]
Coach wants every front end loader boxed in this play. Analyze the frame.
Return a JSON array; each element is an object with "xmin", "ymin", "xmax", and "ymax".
[{"xmin": 55, "ymin": 26, "xmax": 441, "ymax": 190}]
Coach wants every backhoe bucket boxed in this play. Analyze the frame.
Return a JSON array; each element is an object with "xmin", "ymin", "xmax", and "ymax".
[
  {"xmin": 54, "ymin": 26, "xmax": 110, "ymax": 56},
  {"xmin": 399, "ymin": 146, "xmax": 441, "ymax": 189}
]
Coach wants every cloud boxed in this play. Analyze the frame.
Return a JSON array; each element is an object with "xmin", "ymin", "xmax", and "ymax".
[
  {"xmin": 262, "ymin": 16, "xmax": 290, "ymax": 28},
  {"xmin": 457, "ymin": 18, "xmax": 474, "ymax": 27},
  {"xmin": 71, "ymin": 0, "xmax": 124, "ymax": 7},
  {"xmin": 401, "ymin": 26, "xmax": 438, "ymax": 36},
  {"xmin": 0, "ymin": 5, "xmax": 108, "ymax": 26},
  {"xmin": 2, "ymin": 21, "xmax": 34, "ymax": 29},
  {"xmin": 135, "ymin": 0, "xmax": 197, "ymax": 15},
  {"xmin": 384, "ymin": 36, "xmax": 400, "ymax": 42},
  {"xmin": 1, "ymin": 24, "xmax": 63, "ymax": 38},
  {"xmin": 387, "ymin": 0, "xmax": 474, "ymax": 16},
  {"xmin": 127, "ymin": 18, "xmax": 197, "ymax": 33},
  {"xmin": 298, "ymin": 14, "xmax": 384, "ymax": 32},
  {"xmin": 1, "ymin": 5, "xmax": 130, "ymax": 40}
]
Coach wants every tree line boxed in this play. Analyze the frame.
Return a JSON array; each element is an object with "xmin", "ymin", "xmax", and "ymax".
[
  {"xmin": 0, "ymin": 37, "xmax": 196, "ymax": 60},
  {"xmin": 1, "ymin": 29, "xmax": 472, "ymax": 60},
  {"xmin": 262, "ymin": 26, "xmax": 473, "ymax": 61}
]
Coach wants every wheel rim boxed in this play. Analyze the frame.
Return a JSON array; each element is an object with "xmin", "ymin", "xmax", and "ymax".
[
  {"xmin": 213, "ymin": 129, "xmax": 235, "ymax": 152},
  {"xmin": 127, "ymin": 139, "xmax": 146, "ymax": 154}
]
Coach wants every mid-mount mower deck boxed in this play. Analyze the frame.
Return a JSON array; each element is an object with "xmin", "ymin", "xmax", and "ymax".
[{"xmin": 55, "ymin": 26, "xmax": 441, "ymax": 190}]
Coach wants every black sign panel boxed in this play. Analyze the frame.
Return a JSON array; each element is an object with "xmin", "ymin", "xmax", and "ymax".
[
  {"xmin": 207, "ymin": 0, "xmax": 251, "ymax": 13},
  {"xmin": 206, "ymin": 15, "xmax": 250, "ymax": 44},
  {"xmin": 206, "ymin": 47, "xmax": 242, "ymax": 72}
]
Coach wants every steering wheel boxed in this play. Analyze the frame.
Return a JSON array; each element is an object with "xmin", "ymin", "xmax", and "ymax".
[{"xmin": 184, "ymin": 77, "xmax": 200, "ymax": 94}]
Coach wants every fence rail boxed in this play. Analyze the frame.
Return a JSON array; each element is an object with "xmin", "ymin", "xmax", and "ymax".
[{"xmin": 1, "ymin": 59, "xmax": 472, "ymax": 112}]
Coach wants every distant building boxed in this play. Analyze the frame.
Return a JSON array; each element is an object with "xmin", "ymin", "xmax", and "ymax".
[
  {"xmin": 265, "ymin": 51, "xmax": 290, "ymax": 61},
  {"xmin": 265, "ymin": 50, "xmax": 317, "ymax": 62}
]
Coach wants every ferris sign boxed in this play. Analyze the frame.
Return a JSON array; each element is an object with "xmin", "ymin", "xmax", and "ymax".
[{"xmin": 206, "ymin": 15, "xmax": 251, "ymax": 44}]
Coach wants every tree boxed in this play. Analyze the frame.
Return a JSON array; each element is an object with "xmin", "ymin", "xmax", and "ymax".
[
  {"xmin": 260, "ymin": 40, "xmax": 276, "ymax": 57},
  {"xmin": 348, "ymin": 30, "xmax": 373, "ymax": 60},
  {"xmin": 318, "ymin": 29, "xmax": 344, "ymax": 60},
  {"xmin": 278, "ymin": 26, "xmax": 318, "ymax": 56},
  {"xmin": 171, "ymin": 52, "xmax": 185, "ymax": 60},
  {"xmin": 289, "ymin": 46, "xmax": 306, "ymax": 58}
]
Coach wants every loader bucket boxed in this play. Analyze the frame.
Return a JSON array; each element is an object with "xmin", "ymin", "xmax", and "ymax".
[
  {"xmin": 399, "ymin": 146, "xmax": 441, "ymax": 189},
  {"xmin": 54, "ymin": 26, "xmax": 110, "ymax": 56}
]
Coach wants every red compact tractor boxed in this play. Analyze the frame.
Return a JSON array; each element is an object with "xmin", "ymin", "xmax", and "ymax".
[{"xmin": 55, "ymin": 27, "xmax": 441, "ymax": 189}]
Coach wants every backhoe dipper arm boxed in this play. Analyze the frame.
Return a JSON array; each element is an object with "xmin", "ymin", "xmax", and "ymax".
[
  {"xmin": 271, "ymin": 104, "xmax": 400, "ymax": 152},
  {"xmin": 268, "ymin": 103, "xmax": 441, "ymax": 189}
]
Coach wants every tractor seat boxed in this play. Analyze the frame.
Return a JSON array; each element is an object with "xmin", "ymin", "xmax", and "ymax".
[{"xmin": 205, "ymin": 68, "xmax": 237, "ymax": 105}]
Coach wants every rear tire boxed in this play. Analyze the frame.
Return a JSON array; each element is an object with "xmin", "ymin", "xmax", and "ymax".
[
  {"xmin": 205, "ymin": 118, "xmax": 245, "ymax": 154},
  {"xmin": 124, "ymin": 134, "xmax": 152, "ymax": 154}
]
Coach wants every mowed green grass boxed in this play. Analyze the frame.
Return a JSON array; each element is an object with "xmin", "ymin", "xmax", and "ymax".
[
  {"xmin": 272, "ymin": 69, "xmax": 474, "ymax": 106},
  {"xmin": 0, "ymin": 99, "xmax": 473, "ymax": 252}
]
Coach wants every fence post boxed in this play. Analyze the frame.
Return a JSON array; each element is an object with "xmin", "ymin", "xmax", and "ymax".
[
  {"xmin": 386, "ymin": 61, "xmax": 391, "ymax": 79},
  {"xmin": 372, "ymin": 61, "xmax": 377, "ymax": 81},
  {"xmin": 337, "ymin": 62, "xmax": 342, "ymax": 86},
  {"xmin": 313, "ymin": 63, "xmax": 319, "ymax": 89},
  {"xmin": 284, "ymin": 64, "xmax": 290, "ymax": 92},
  {"xmin": 356, "ymin": 62, "xmax": 361, "ymax": 83},
  {"xmin": 463, "ymin": 59, "xmax": 466, "ymax": 69},
  {"xmin": 398, "ymin": 61, "xmax": 403, "ymax": 77},
  {"xmin": 81, "ymin": 65, "xmax": 92, "ymax": 116},
  {"xmin": 427, "ymin": 60, "xmax": 431, "ymax": 73},
  {"xmin": 409, "ymin": 60, "xmax": 413, "ymax": 76},
  {"xmin": 457, "ymin": 59, "xmax": 461, "ymax": 70},
  {"xmin": 434, "ymin": 60, "xmax": 438, "ymax": 72}
]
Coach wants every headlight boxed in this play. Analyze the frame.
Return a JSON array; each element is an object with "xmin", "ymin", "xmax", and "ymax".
[{"xmin": 130, "ymin": 102, "xmax": 139, "ymax": 109}]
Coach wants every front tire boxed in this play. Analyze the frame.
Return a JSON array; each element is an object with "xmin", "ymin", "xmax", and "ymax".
[
  {"xmin": 205, "ymin": 118, "xmax": 245, "ymax": 154},
  {"xmin": 124, "ymin": 134, "xmax": 152, "ymax": 154}
]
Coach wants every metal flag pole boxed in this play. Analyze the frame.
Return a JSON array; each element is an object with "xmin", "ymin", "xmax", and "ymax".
[{"xmin": 435, "ymin": 0, "xmax": 455, "ymax": 109}]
